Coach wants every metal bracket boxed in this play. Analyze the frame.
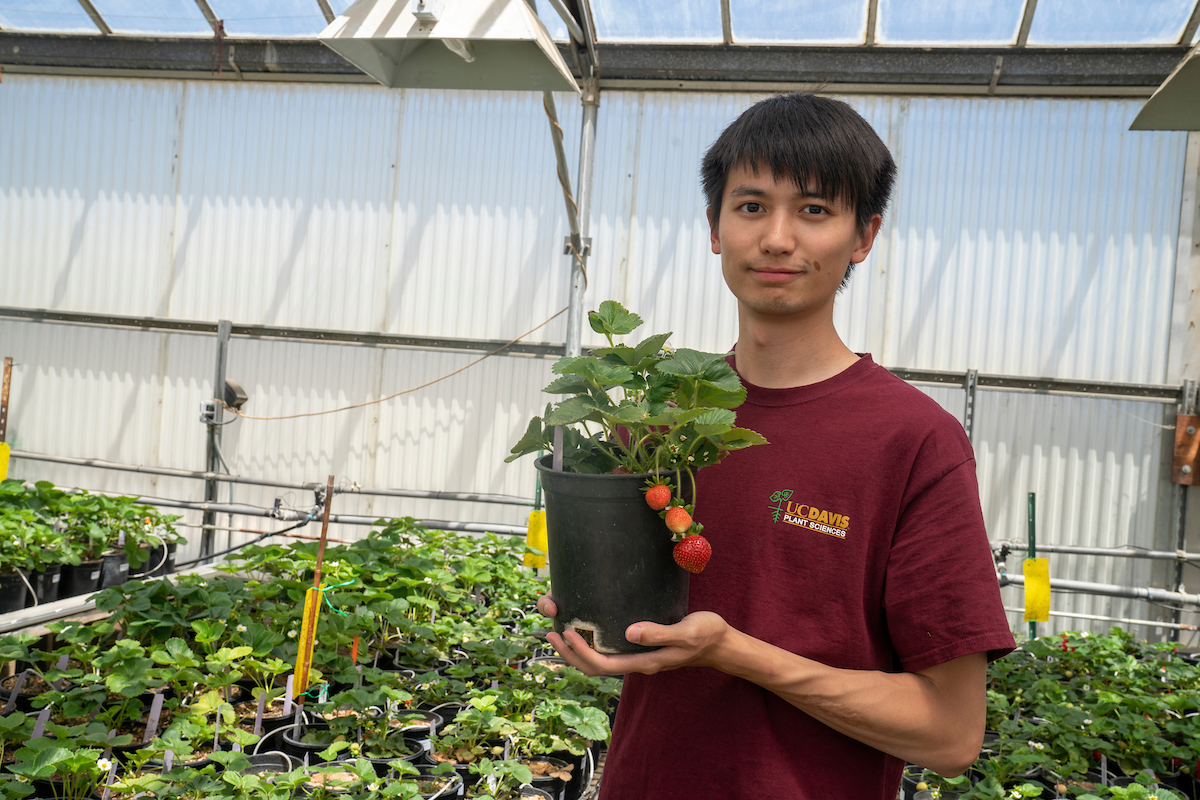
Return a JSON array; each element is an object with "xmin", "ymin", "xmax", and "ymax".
[
  {"xmin": 563, "ymin": 236, "xmax": 592, "ymax": 256},
  {"xmin": 963, "ymin": 368, "xmax": 978, "ymax": 443}
]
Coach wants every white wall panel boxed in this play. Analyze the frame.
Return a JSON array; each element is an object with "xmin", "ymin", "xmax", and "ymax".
[
  {"xmin": 168, "ymin": 82, "xmax": 401, "ymax": 329},
  {"xmin": 0, "ymin": 77, "xmax": 182, "ymax": 315}
]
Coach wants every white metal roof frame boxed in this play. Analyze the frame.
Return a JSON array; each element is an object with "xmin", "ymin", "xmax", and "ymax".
[{"xmin": 0, "ymin": 0, "xmax": 1198, "ymax": 96}]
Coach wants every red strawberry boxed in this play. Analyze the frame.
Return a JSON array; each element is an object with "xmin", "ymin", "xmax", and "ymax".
[
  {"xmin": 664, "ymin": 506, "xmax": 692, "ymax": 534},
  {"xmin": 644, "ymin": 483, "xmax": 671, "ymax": 511},
  {"xmin": 673, "ymin": 535, "xmax": 711, "ymax": 573}
]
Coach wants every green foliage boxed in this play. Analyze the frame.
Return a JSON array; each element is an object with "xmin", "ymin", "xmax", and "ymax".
[{"xmin": 506, "ymin": 300, "xmax": 767, "ymax": 481}]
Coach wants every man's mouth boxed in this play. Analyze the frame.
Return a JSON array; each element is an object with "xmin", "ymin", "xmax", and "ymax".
[{"xmin": 750, "ymin": 266, "xmax": 803, "ymax": 282}]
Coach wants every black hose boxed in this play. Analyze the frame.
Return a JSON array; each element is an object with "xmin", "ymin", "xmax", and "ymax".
[{"xmin": 173, "ymin": 516, "xmax": 314, "ymax": 570}]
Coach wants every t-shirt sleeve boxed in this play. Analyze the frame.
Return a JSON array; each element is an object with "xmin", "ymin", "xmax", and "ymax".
[{"xmin": 883, "ymin": 455, "xmax": 1016, "ymax": 673}]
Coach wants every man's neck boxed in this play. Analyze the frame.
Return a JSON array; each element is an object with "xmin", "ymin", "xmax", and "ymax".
[{"xmin": 732, "ymin": 305, "xmax": 860, "ymax": 389}]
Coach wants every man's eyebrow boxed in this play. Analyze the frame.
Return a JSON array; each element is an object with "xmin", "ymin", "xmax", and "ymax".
[{"xmin": 727, "ymin": 183, "xmax": 832, "ymax": 201}]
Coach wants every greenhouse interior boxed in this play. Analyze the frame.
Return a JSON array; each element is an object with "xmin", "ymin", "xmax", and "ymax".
[{"xmin": 2, "ymin": 0, "xmax": 1200, "ymax": 797}]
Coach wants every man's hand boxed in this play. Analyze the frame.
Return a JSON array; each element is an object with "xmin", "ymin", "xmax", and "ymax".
[{"xmin": 536, "ymin": 592, "xmax": 729, "ymax": 677}]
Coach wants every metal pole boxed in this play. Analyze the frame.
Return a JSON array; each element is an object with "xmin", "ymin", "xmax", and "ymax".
[
  {"xmin": 963, "ymin": 368, "xmax": 978, "ymax": 443},
  {"xmin": 202, "ymin": 320, "xmax": 231, "ymax": 561},
  {"xmin": 567, "ymin": 76, "xmax": 599, "ymax": 363},
  {"xmin": 1000, "ymin": 573, "xmax": 1200, "ymax": 608},
  {"xmin": 1173, "ymin": 379, "xmax": 1197, "ymax": 640},
  {"xmin": 1027, "ymin": 491, "xmax": 1037, "ymax": 641}
]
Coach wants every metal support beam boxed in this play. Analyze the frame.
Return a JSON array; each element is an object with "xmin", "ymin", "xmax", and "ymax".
[
  {"xmin": 543, "ymin": 91, "xmax": 585, "ymax": 360},
  {"xmin": 0, "ymin": 34, "xmax": 1186, "ymax": 94},
  {"xmin": 314, "ymin": 0, "xmax": 336, "ymax": 25},
  {"xmin": 547, "ymin": 0, "xmax": 586, "ymax": 44},
  {"xmin": 963, "ymin": 368, "xmax": 978, "ymax": 442},
  {"xmin": 864, "ymin": 0, "xmax": 879, "ymax": 46},
  {"xmin": 192, "ymin": 0, "xmax": 220, "ymax": 32},
  {"xmin": 1015, "ymin": 0, "xmax": 1038, "ymax": 46},
  {"xmin": 993, "ymin": 540, "xmax": 1200, "ymax": 562},
  {"xmin": 1181, "ymin": 0, "xmax": 1200, "ymax": 47},
  {"xmin": 202, "ymin": 320, "xmax": 231, "ymax": 562},
  {"xmin": 568, "ymin": 79, "xmax": 600, "ymax": 359},
  {"xmin": 720, "ymin": 0, "xmax": 732, "ymax": 45},
  {"xmin": 74, "ymin": 0, "xmax": 112, "ymax": 36},
  {"xmin": 0, "ymin": 306, "xmax": 564, "ymax": 358}
]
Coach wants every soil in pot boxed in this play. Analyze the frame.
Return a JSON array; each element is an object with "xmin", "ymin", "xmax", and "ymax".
[
  {"xmin": 535, "ymin": 455, "xmax": 690, "ymax": 655},
  {"xmin": 282, "ymin": 721, "xmax": 345, "ymax": 766},
  {"xmin": 24, "ymin": 566, "xmax": 62, "ymax": 607},
  {"xmin": 521, "ymin": 755, "xmax": 574, "ymax": 799},
  {"xmin": 362, "ymin": 736, "xmax": 426, "ymax": 777},
  {"xmin": 30, "ymin": 777, "xmax": 103, "ymax": 799},
  {"xmin": 59, "ymin": 560, "xmax": 103, "ymax": 599},
  {"xmin": 427, "ymin": 739, "xmax": 509, "ymax": 789},
  {"xmin": 0, "ymin": 572, "xmax": 28, "ymax": 614},
  {"xmin": 99, "ymin": 551, "xmax": 130, "ymax": 589},
  {"xmin": 1, "ymin": 671, "xmax": 55, "ymax": 713},
  {"xmin": 413, "ymin": 770, "xmax": 464, "ymax": 799}
]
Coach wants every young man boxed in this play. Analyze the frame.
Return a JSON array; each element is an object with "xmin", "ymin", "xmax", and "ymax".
[{"xmin": 537, "ymin": 93, "xmax": 1015, "ymax": 799}]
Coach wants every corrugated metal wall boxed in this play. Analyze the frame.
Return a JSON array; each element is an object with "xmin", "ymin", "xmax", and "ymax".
[{"xmin": 1, "ymin": 75, "xmax": 1192, "ymax": 637}]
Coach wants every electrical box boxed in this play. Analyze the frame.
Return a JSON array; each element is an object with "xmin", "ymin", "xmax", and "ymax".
[{"xmin": 199, "ymin": 400, "xmax": 218, "ymax": 424}]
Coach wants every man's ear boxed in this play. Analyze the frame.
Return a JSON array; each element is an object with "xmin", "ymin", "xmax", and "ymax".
[
  {"xmin": 707, "ymin": 207, "xmax": 720, "ymax": 255},
  {"xmin": 851, "ymin": 214, "xmax": 883, "ymax": 264}
]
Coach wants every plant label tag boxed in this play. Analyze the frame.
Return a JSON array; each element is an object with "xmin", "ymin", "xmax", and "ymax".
[
  {"xmin": 119, "ymin": 562, "xmax": 128, "ymax": 572},
  {"xmin": 50, "ymin": 654, "xmax": 69, "ymax": 690},
  {"xmin": 355, "ymin": 664, "xmax": 363, "ymax": 689},
  {"xmin": 31, "ymin": 707, "xmax": 51, "ymax": 738},
  {"xmin": 284, "ymin": 675, "xmax": 294, "ymax": 714},
  {"xmin": 90, "ymin": 570, "xmax": 101, "ymax": 580},
  {"xmin": 164, "ymin": 751, "xmax": 173, "ymax": 771},
  {"xmin": 118, "ymin": 531, "xmax": 125, "ymax": 546},
  {"xmin": 318, "ymin": 684, "xmax": 328, "ymax": 704},
  {"xmin": 144, "ymin": 692, "xmax": 165, "ymax": 743},
  {"xmin": 213, "ymin": 709, "xmax": 220, "ymax": 752},
  {"xmin": 3, "ymin": 670, "xmax": 26, "ymax": 714},
  {"xmin": 51, "ymin": 573, "xmax": 59, "ymax": 583},
  {"xmin": 100, "ymin": 759, "xmax": 117, "ymax": 800},
  {"xmin": 253, "ymin": 692, "xmax": 266, "ymax": 737},
  {"xmin": 0, "ymin": 443, "xmax": 8, "ymax": 481}
]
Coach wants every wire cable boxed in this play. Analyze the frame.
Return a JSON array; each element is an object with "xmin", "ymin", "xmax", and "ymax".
[{"xmin": 213, "ymin": 307, "xmax": 568, "ymax": 422}]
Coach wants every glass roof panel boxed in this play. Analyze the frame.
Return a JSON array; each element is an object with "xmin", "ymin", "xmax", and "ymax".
[
  {"xmin": 730, "ymin": 0, "xmax": 868, "ymax": 44},
  {"xmin": 1193, "ymin": 21, "xmax": 1200, "ymax": 43},
  {"xmin": 591, "ymin": 0, "xmax": 723, "ymax": 42},
  {"xmin": 89, "ymin": 0, "xmax": 212, "ymax": 35},
  {"xmin": 328, "ymin": 0, "xmax": 355, "ymax": 14},
  {"xmin": 876, "ymin": 0, "xmax": 1024, "ymax": 45},
  {"xmin": 1027, "ymin": 0, "xmax": 1195, "ymax": 45},
  {"xmin": 0, "ymin": 0, "xmax": 99, "ymax": 33},
  {"xmin": 208, "ymin": 0, "xmax": 329, "ymax": 37}
]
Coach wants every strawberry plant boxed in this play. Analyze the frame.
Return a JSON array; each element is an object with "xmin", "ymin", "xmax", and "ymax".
[{"xmin": 507, "ymin": 300, "xmax": 767, "ymax": 571}]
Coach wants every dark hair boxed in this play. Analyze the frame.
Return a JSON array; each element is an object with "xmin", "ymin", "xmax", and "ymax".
[{"xmin": 701, "ymin": 93, "xmax": 896, "ymax": 281}]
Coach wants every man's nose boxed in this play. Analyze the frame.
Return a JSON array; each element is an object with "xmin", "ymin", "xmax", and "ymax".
[{"xmin": 761, "ymin": 211, "xmax": 796, "ymax": 254}]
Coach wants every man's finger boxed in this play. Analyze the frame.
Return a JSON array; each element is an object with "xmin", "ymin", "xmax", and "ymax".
[{"xmin": 537, "ymin": 594, "xmax": 558, "ymax": 618}]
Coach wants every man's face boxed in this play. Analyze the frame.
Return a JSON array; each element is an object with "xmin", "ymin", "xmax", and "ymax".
[{"xmin": 709, "ymin": 163, "xmax": 880, "ymax": 319}]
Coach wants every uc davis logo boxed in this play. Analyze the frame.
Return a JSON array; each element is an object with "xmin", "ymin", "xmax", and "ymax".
[{"xmin": 768, "ymin": 489, "xmax": 793, "ymax": 523}]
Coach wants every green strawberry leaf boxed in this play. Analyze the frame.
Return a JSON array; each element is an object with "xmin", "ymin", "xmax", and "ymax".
[
  {"xmin": 552, "ymin": 356, "xmax": 634, "ymax": 388},
  {"xmin": 720, "ymin": 428, "xmax": 769, "ymax": 448},
  {"xmin": 633, "ymin": 332, "xmax": 673, "ymax": 363},
  {"xmin": 588, "ymin": 300, "xmax": 643, "ymax": 337},
  {"xmin": 689, "ymin": 408, "xmax": 737, "ymax": 436},
  {"xmin": 544, "ymin": 396, "xmax": 605, "ymax": 426},
  {"xmin": 590, "ymin": 344, "xmax": 638, "ymax": 367},
  {"xmin": 691, "ymin": 380, "xmax": 747, "ymax": 409},
  {"xmin": 656, "ymin": 348, "xmax": 728, "ymax": 379},
  {"xmin": 543, "ymin": 375, "xmax": 594, "ymax": 395}
]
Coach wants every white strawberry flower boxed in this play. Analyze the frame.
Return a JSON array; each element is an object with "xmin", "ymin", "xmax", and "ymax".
[
  {"xmin": 236, "ymin": 624, "xmax": 248, "ymax": 633},
  {"xmin": 288, "ymin": 629, "xmax": 297, "ymax": 638}
]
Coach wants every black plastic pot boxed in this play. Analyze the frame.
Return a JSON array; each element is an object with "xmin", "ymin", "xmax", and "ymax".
[
  {"xmin": 0, "ymin": 572, "xmax": 28, "ymax": 614},
  {"xmin": 99, "ymin": 551, "xmax": 129, "ymax": 589},
  {"xmin": 25, "ymin": 565, "xmax": 63, "ymax": 606},
  {"xmin": 282, "ymin": 721, "xmax": 340, "ymax": 765},
  {"xmin": 535, "ymin": 455, "xmax": 690, "ymax": 654},
  {"xmin": 413, "ymin": 770, "xmax": 463, "ymax": 799},
  {"xmin": 245, "ymin": 751, "xmax": 299, "ymax": 773},
  {"xmin": 362, "ymin": 736, "xmax": 426, "ymax": 777},
  {"xmin": 130, "ymin": 542, "xmax": 178, "ymax": 579},
  {"xmin": 522, "ymin": 755, "xmax": 573, "ymax": 799},
  {"xmin": 59, "ymin": 559, "xmax": 103, "ymax": 598}
]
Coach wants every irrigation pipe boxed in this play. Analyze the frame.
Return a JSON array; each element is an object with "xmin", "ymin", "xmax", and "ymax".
[
  {"xmin": 1002, "ymin": 607, "xmax": 1199, "ymax": 632},
  {"xmin": 998, "ymin": 573, "xmax": 1200, "ymax": 608},
  {"xmin": 12, "ymin": 450, "xmax": 532, "ymax": 507},
  {"xmin": 993, "ymin": 540, "xmax": 1200, "ymax": 563}
]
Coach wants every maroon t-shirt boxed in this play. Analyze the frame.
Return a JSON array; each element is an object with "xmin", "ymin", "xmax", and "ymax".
[{"xmin": 600, "ymin": 354, "xmax": 1015, "ymax": 800}]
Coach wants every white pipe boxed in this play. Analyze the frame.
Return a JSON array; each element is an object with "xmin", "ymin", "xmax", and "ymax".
[
  {"xmin": 999, "ymin": 572, "xmax": 1200, "ymax": 607},
  {"xmin": 1002, "ymin": 607, "xmax": 1199, "ymax": 632}
]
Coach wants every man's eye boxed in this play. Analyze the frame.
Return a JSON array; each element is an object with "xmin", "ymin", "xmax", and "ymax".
[
  {"xmin": 742, "ymin": 202, "xmax": 763, "ymax": 213},
  {"xmin": 803, "ymin": 205, "xmax": 826, "ymax": 214}
]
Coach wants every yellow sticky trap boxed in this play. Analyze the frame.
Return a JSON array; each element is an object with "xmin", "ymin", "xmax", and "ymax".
[
  {"xmin": 524, "ymin": 510, "xmax": 547, "ymax": 569},
  {"xmin": 0, "ymin": 443, "xmax": 8, "ymax": 482},
  {"xmin": 1023, "ymin": 558, "xmax": 1051, "ymax": 622},
  {"xmin": 293, "ymin": 585, "xmax": 323, "ymax": 699}
]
